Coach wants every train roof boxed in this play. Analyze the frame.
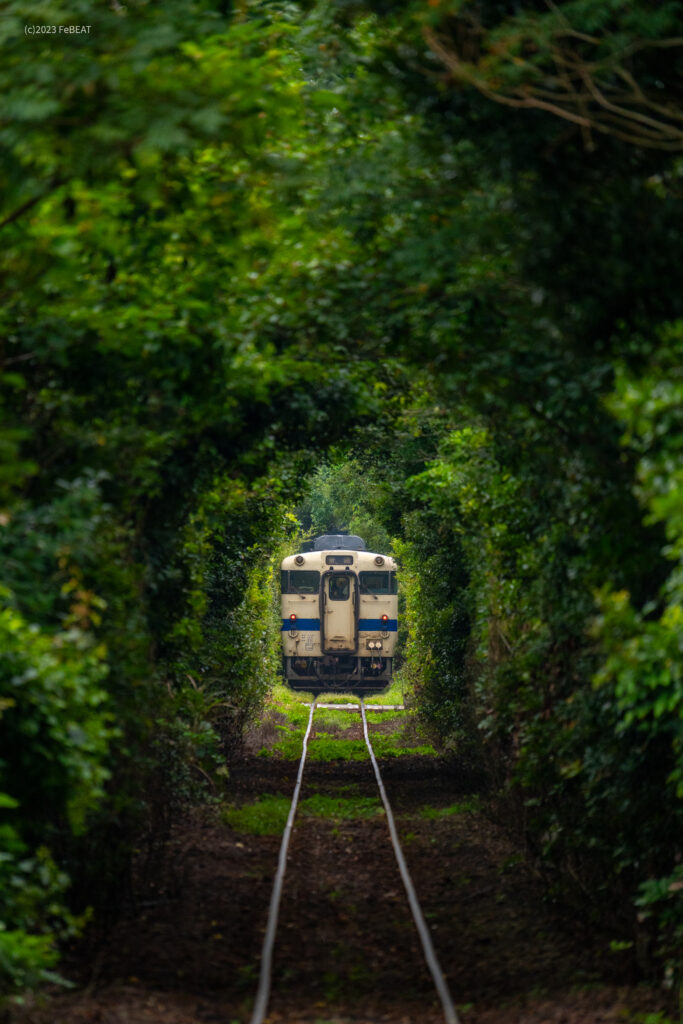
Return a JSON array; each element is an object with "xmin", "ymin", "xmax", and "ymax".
[
  {"xmin": 281, "ymin": 548, "xmax": 397, "ymax": 570},
  {"xmin": 301, "ymin": 534, "xmax": 366, "ymax": 552}
]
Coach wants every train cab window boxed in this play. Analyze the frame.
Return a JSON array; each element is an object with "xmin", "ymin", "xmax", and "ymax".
[
  {"xmin": 328, "ymin": 575, "xmax": 350, "ymax": 601},
  {"xmin": 359, "ymin": 571, "xmax": 397, "ymax": 595},
  {"xmin": 281, "ymin": 570, "xmax": 320, "ymax": 594}
]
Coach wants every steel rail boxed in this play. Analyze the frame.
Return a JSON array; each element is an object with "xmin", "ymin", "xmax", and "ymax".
[
  {"xmin": 249, "ymin": 699, "xmax": 317, "ymax": 1024},
  {"xmin": 360, "ymin": 699, "xmax": 461, "ymax": 1024}
]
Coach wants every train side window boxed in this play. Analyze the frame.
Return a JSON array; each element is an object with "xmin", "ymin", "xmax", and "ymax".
[
  {"xmin": 359, "ymin": 571, "xmax": 397, "ymax": 595},
  {"xmin": 284, "ymin": 570, "xmax": 320, "ymax": 594},
  {"xmin": 328, "ymin": 575, "xmax": 350, "ymax": 601}
]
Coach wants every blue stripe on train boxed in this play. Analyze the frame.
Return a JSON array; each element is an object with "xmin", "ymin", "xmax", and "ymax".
[
  {"xmin": 359, "ymin": 618, "xmax": 398, "ymax": 632},
  {"xmin": 281, "ymin": 618, "xmax": 320, "ymax": 631},
  {"xmin": 281, "ymin": 618, "xmax": 397, "ymax": 632}
]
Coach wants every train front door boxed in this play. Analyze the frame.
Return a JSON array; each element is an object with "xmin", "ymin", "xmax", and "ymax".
[{"xmin": 322, "ymin": 572, "xmax": 357, "ymax": 654}]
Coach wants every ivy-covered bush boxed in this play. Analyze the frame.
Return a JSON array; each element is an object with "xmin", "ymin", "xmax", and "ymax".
[
  {"xmin": 593, "ymin": 328, "xmax": 683, "ymax": 977},
  {"xmin": 393, "ymin": 513, "xmax": 471, "ymax": 747},
  {"xmin": 0, "ymin": 593, "xmax": 112, "ymax": 997}
]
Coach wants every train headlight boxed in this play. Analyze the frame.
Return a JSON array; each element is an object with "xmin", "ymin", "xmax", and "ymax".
[
  {"xmin": 295, "ymin": 555, "xmax": 305, "ymax": 565},
  {"xmin": 375, "ymin": 556, "xmax": 384, "ymax": 566}
]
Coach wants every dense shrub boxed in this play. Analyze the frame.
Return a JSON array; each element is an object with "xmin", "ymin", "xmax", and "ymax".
[
  {"xmin": 1, "ymin": 0, "xmax": 682, "ymax": 1001},
  {"xmin": 0, "ymin": 594, "xmax": 111, "ymax": 996}
]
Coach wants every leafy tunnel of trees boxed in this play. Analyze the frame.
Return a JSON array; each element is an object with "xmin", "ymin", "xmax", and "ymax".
[{"xmin": 1, "ymin": 0, "xmax": 682, "ymax": 1002}]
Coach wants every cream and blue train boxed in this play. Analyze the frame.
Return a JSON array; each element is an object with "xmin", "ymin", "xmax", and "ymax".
[{"xmin": 281, "ymin": 534, "xmax": 398, "ymax": 694}]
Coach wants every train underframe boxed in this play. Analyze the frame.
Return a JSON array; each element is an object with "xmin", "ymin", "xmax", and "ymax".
[{"xmin": 284, "ymin": 654, "xmax": 393, "ymax": 694}]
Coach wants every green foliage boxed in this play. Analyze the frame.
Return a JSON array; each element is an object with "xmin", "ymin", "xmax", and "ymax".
[
  {"xmin": 417, "ymin": 0, "xmax": 683, "ymax": 151},
  {"xmin": 165, "ymin": 480, "xmax": 297, "ymax": 758},
  {"xmin": 221, "ymin": 795, "xmax": 291, "ymax": 835},
  {"xmin": 397, "ymin": 398, "xmax": 679, "ymax": 966},
  {"xmin": 0, "ymin": 593, "xmax": 112, "ymax": 836},
  {"xmin": 0, "ymin": 0, "xmax": 385, "ymax": 996},
  {"xmin": 297, "ymin": 460, "xmax": 393, "ymax": 555},
  {"xmin": 1, "ymin": 0, "xmax": 682, "ymax": 999},
  {"xmin": 221, "ymin": 792, "xmax": 383, "ymax": 833},
  {"xmin": 419, "ymin": 800, "xmax": 480, "ymax": 819},
  {"xmin": 0, "ymin": 929, "xmax": 59, "ymax": 1001},
  {"xmin": 0, "ymin": 592, "xmax": 110, "ymax": 995},
  {"xmin": 0, "ymin": 817, "xmax": 84, "ymax": 1000},
  {"xmin": 393, "ymin": 505, "xmax": 471, "ymax": 747},
  {"xmin": 263, "ymin": 732, "xmax": 436, "ymax": 761},
  {"xmin": 276, "ymin": 0, "xmax": 682, "ymax": 983},
  {"xmin": 0, "ymin": 0, "xmax": 300, "ymax": 996},
  {"xmin": 299, "ymin": 794, "xmax": 383, "ymax": 820},
  {"xmin": 591, "ymin": 329, "xmax": 683, "ymax": 972}
]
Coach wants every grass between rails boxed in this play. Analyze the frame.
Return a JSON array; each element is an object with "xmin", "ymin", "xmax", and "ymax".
[
  {"xmin": 221, "ymin": 792, "xmax": 384, "ymax": 834},
  {"xmin": 263, "ymin": 733, "xmax": 437, "ymax": 761},
  {"xmin": 259, "ymin": 678, "xmax": 436, "ymax": 761},
  {"xmin": 269, "ymin": 677, "xmax": 408, "ymax": 710}
]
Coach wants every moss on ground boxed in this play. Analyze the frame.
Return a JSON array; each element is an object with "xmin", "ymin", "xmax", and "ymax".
[
  {"xmin": 220, "ymin": 794, "xmax": 291, "ymax": 835},
  {"xmin": 260, "ymin": 733, "xmax": 436, "ymax": 761},
  {"xmin": 419, "ymin": 799, "xmax": 481, "ymax": 819},
  {"xmin": 301, "ymin": 793, "xmax": 383, "ymax": 820},
  {"xmin": 221, "ymin": 792, "xmax": 384, "ymax": 834}
]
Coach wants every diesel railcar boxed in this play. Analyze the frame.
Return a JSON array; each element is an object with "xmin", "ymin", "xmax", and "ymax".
[{"xmin": 281, "ymin": 534, "xmax": 398, "ymax": 694}]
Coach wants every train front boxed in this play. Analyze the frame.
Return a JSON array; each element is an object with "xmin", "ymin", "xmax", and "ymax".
[{"xmin": 280, "ymin": 535, "xmax": 398, "ymax": 694}]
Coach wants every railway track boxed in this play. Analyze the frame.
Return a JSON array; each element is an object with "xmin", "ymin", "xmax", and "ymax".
[{"xmin": 249, "ymin": 699, "xmax": 460, "ymax": 1024}]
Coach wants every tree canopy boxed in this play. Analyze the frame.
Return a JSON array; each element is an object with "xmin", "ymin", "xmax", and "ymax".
[{"xmin": 1, "ymin": 0, "xmax": 682, "ymax": 1000}]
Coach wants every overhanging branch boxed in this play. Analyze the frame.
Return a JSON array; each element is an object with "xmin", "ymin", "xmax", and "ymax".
[{"xmin": 422, "ymin": 19, "xmax": 683, "ymax": 151}]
